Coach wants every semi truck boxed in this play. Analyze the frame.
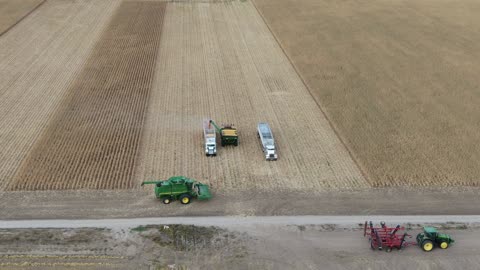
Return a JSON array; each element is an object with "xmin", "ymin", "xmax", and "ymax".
[
  {"xmin": 203, "ymin": 120, "xmax": 217, "ymax": 156},
  {"xmin": 257, "ymin": 122, "xmax": 277, "ymax": 160}
]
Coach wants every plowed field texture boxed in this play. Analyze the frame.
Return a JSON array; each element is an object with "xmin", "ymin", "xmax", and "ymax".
[
  {"xmin": 254, "ymin": 0, "xmax": 480, "ymax": 187},
  {"xmin": 0, "ymin": 0, "xmax": 44, "ymax": 36},
  {"xmin": 0, "ymin": 0, "xmax": 476, "ymax": 192}
]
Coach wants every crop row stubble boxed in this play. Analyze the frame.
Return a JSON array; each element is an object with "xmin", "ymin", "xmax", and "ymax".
[
  {"xmin": 8, "ymin": 1, "xmax": 166, "ymax": 190},
  {"xmin": 0, "ymin": 0, "xmax": 45, "ymax": 36},
  {"xmin": 0, "ymin": 0, "xmax": 121, "ymax": 191},
  {"xmin": 253, "ymin": 0, "xmax": 480, "ymax": 186},
  {"xmin": 135, "ymin": 1, "xmax": 367, "ymax": 192}
]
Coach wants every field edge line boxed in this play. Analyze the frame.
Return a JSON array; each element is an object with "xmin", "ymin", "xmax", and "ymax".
[{"xmin": 249, "ymin": 0, "xmax": 371, "ymax": 186}]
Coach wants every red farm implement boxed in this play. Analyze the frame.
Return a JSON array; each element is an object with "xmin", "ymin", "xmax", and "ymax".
[{"xmin": 364, "ymin": 221, "xmax": 417, "ymax": 252}]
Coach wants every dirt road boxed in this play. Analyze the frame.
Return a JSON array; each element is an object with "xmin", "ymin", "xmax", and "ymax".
[
  {"xmin": 2, "ymin": 215, "xmax": 480, "ymax": 229},
  {"xmin": 0, "ymin": 217, "xmax": 479, "ymax": 269},
  {"xmin": 1, "ymin": 187, "xmax": 480, "ymax": 219}
]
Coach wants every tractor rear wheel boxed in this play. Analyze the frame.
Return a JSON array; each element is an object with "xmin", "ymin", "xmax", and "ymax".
[
  {"xmin": 179, "ymin": 194, "xmax": 191, "ymax": 204},
  {"xmin": 422, "ymin": 240, "xmax": 434, "ymax": 252},
  {"xmin": 439, "ymin": 241, "xmax": 449, "ymax": 249},
  {"xmin": 162, "ymin": 197, "xmax": 172, "ymax": 204}
]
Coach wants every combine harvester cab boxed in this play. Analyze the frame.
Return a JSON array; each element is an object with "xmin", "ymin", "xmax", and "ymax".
[
  {"xmin": 257, "ymin": 122, "xmax": 277, "ymax": 160},
  {"xmin": 203, "ymin": 120, "xmax": 217, "ymax": 156},
  {"xmin": 141, "ymin": 176, "xmax": 212, "ymax": 204}
]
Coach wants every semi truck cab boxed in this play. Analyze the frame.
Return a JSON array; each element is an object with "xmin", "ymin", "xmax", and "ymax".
[
  {"xmin": 204, "ymin": 120, "xmax": 217, "ymax": 156},
  {"xmin": 265, "ymin": 145, "xmax": 277, "ymax": 160},
  {"xmin": 205, "ymin": 142, "xmax": 216, "ymax": 156}
]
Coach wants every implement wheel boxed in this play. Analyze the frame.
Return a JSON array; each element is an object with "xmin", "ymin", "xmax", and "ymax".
[
  {"xmin": 370, "ymin": 240, "xmax": 376, "ymax": 250},
  {"xmin": 439, "ymin": 241, "xmax": 449, "ymax": 249},
  {"xmin": 162, "ymin": 197, "xmax": 172, "ymax": 204},
  {"xmin": 422, "ymin": 240, "xmax": 434, "ymax": 252},
  {"xmin": 179, "ymin": 194, "xmax": 191, "ymax": 205}
]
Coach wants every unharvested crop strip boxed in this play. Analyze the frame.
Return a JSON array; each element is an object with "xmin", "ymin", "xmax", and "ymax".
[
  {"xmin": 253, "ymin": 0, "xmax": 480, "ymax": 186},
  {"xmin": 9, "ymin": 1, "xmax": 166, "ymax": 190}
]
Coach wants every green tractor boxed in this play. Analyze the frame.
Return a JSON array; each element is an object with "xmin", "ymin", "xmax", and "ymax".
[
  {"xmin": 141, "ymin": 176, "xmax": 212, "ymax": 204},
  {"xmin": 209, "ymin": 120, "xmax": 238, "ymax": 146},
  {"xmin": 416, "ymin": 227, "xmax": 454, "ymax": 252}
]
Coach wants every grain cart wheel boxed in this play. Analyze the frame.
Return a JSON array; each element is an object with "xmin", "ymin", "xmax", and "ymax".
[
  {"xmin": 162, "ymin": 197, "xmax": 172, "ymax": 204},
  {"xmin": 422, "ymin": 240, "xmax": 434, "ymax": 252},
  {"xmin": 439, "ymin": 241, "xmax": 449, "ymax": 249},
  {"xmin": 179, "ymin": 194, "xmax": 191, "ymax": 205}
]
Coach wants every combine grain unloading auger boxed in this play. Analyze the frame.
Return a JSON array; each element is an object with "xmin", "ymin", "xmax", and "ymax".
[{"xmin": 364, "ymin": 221, "xmax": 417, "ymax": 252}]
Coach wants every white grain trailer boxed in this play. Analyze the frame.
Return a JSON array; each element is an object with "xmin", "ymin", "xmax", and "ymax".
[
  {"xmin": 204, "ymin": 120, "xmax": 217, "ymax": 156},
  {"xmin": 257, "ymin": 122, "xmax": 277, "ymax": 160}
]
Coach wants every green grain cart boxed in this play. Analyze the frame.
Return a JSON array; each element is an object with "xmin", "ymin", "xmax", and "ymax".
[
  {"xmin": 209, "ymin": 120, "xmax": 238, "ymax": 146},
  {"xmin": 416, "ymin": 227, "xmax": 454, "ymax": 252},
  {"xmin": 141, "ymin": 176, "xmax": 212, "ymax": 204}
]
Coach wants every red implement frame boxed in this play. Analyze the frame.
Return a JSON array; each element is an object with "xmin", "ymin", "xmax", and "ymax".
[{"xmin": 364, "ymin": 221, "xmax": 417, "ymax": 252}]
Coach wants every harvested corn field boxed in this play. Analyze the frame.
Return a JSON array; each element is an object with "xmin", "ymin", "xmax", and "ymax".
[
  {"xmin": 9, "ymin": 1, "xmax": 166, "ymax": 190},
  {"xmin": 0, "ymin": 0, "xmax": 366, "ymax": 191},
  {"xmin": 254, "ymin": 0, "xmax": 480, "ymax": 187},
  {"xmin": 0, "ymin": 0, "xmax": 45, "ymax": 36},
  {"xmin": 134, "ymin": 1, "xmax": 367, "ymax": 192},
  {"xmin": 0, "ymin": 0, "xmax": 121, "ymax": 190}
]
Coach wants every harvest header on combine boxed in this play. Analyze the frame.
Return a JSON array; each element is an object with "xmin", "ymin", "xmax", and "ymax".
[
  {"xmin": 141, "ymin": 176, "xmax": 212, "ymax": 204},
  {"xmin": 364, "ymin": 221, "xmax": 416, "ymax": 252}
]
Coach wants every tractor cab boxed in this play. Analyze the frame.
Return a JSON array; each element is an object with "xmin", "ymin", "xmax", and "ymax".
[{"xmin": 423, "ymin": 226, "xmax": 438, "ymax": 238}]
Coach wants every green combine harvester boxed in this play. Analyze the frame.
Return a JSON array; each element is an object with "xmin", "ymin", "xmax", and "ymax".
[
  {"xmin": 416, "ymin": 227, "xmax": 454, "ymax": 252},
  {"xmin": 209, "ymin": 120, "xmax": 238, "ymax": 146},
  {"xmin": 141, "ymin": 176, "xmax": 212, "ymax": 204}
]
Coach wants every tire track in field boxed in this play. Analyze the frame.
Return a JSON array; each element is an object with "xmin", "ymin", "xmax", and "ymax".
[{"xmin": 9, "ymin": 1, "xmax": 166, "ymax": 190}]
